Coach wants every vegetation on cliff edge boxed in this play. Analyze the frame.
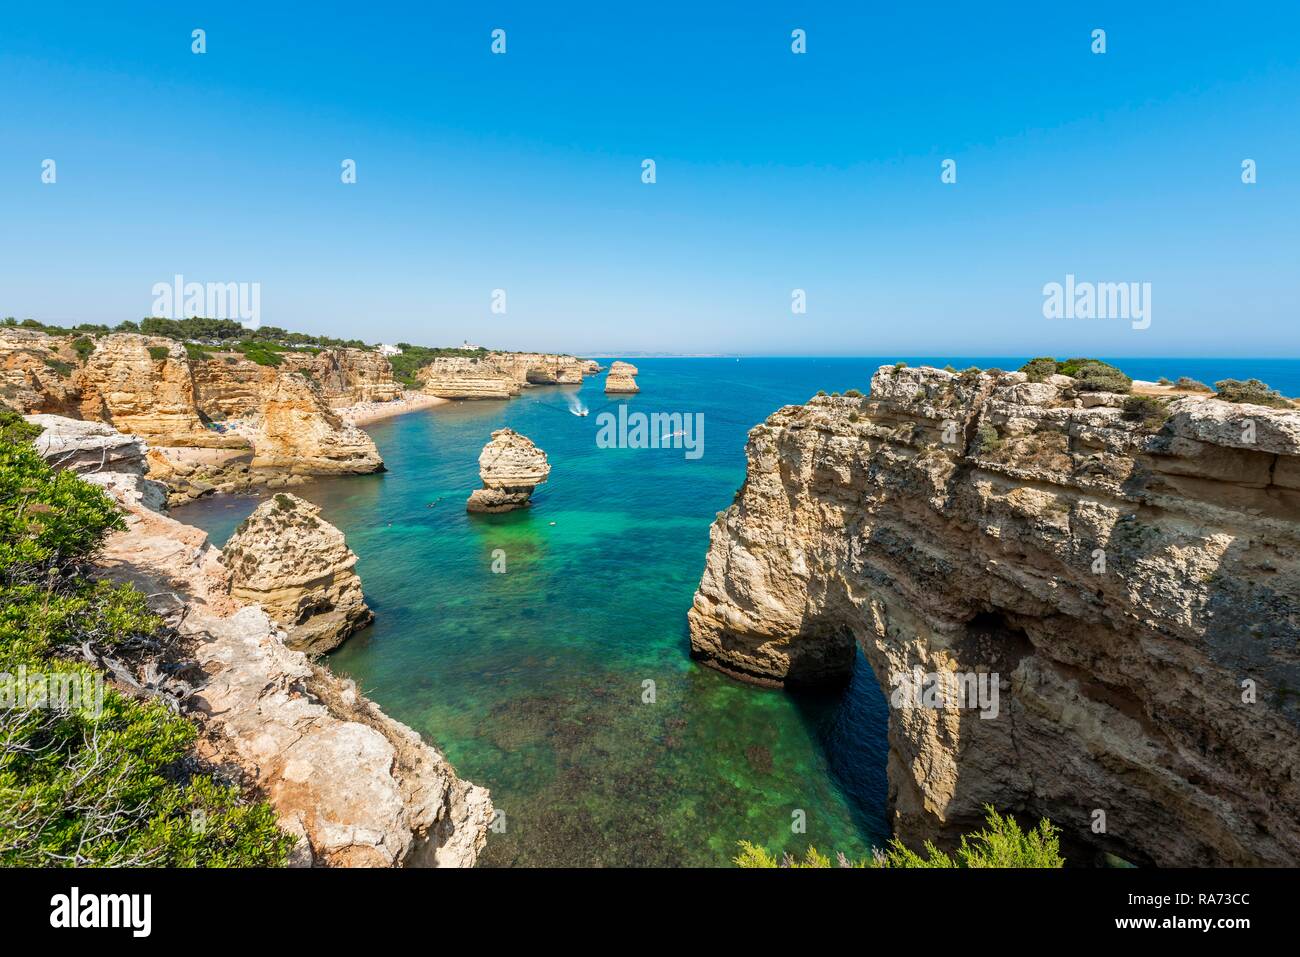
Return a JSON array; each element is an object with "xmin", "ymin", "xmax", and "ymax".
[
  {"xmin": 1019, "ymin": 357, "xmax": 1132, "ymax": 393},
  {"xmin": 0, "ymin": 411, "xmax": 294, "ymax": 866},
  {"xmin": 734, "ymin": 806, "xmax": 1064, "ymax": 868}
]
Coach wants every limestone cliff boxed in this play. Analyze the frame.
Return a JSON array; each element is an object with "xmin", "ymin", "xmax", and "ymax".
[
  {"xmin": 604, "ymin": 360, "xmax": 639, "ymax": 394},
  {"xmin": 74, "ymin": 334, "xmax": 227, "ymax": 447},
  {"xmin": 689, "ymin": 364, "xmax": 1300, "ymax": 866},
  {"xmin": 466, "ymin": 428, "xmax": 550, "ymax": 512},
  {"xmin": 222, "ymin": 494, "xmax": 373, "ymax": 654},
  {"xmin": 249, "ymin": 373, "xmax": 384, "ymax": 475},
  {"xmin": 417, "ymin": 356, "xmax": 519, "ymax": 399},
  {"xmin": 191, "ymin": 354, "xmax": 277, "ymax": 419},
  {"xmin": 280, "ymin": 348, "xmax": 403, "ymax": 408},
  {"xmin": 487, "ymin": 352, "xmax": 586, "ymax": 386},
  {"xmin": 27, "ymin": 413, "xmax": 492, "ymax": 867},
  {"xmin": 0, "ymin": 329, "xmax": 82, "ymax": 415}
]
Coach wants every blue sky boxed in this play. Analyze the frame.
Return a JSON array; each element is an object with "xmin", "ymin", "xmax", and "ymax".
[{"xmin": 2, "ymin": 1, "xmax": 1297, "ymax": 356}]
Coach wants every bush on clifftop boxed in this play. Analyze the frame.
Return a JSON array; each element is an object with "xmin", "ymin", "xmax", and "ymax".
[
  {"xmin": 1213, "ymin": 378, "xmax": 1294, "ymax": 409},
  {"xmin": 0, "ymin": 411, "xmax": 294, "ymax": 866},
  {"xmin": 1019, "ymin": 357, "xmax": 1132, "ymax": 394}
]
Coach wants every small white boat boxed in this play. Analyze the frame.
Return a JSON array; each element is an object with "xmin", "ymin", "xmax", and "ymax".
[{"xmin": 571, "ymin": 409, "xmax": 588, "ymax": 417}]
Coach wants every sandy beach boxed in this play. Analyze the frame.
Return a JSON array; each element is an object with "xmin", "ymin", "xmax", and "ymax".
[{"xmin": 340, "ymin": 391, "xmax": 450, "ymax": 426}]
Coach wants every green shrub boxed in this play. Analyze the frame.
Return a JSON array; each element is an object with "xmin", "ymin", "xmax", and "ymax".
[
  {"xmin": 844, "ymin": 389, "xmax": 863, "ymax": 398},
  {"xmin": 1174, "ymin": 376, "xmax": 1212, "ymax": 393},
  {"xmin": 1213, "ymin": 378, "xmax": 1294, "ymax": 409},
  {"xmin": 42, "ymin": 356, "xmax": 73, "ymax": 377},
  {"xmin": 1019, "ymin": 357, "xmax": 1058, "ymax": 383},
  {"xmin": 0, "ymin": 413, "xmax": 294, "ymax": 866},
  {"xmin": 735, "ymin": 806, "xmax": 1064, "ymax": 868},
  {"xmin": 1057, "ymin": 357, "xmax": 1131, "ymax": 393},
  {"xmin": 237, "ymin": 343, "xmax": 284, "ymax": 368},
  {"xmin": 146, "ymin": 346, "xmax": 170, "ymax": 362},
  {"xmin": 184, "ymin": 343, "xmax": 214, "ymax": 363},
  {"xmin": 71, "ymin": 336, "xmax": 95, "ymax": 362},
  {"xmin": 1022, "ymin": 357, "xmax": 1132, "ymax": 393},
  {"xmin": 974, "ymin": 423, "xmax": 1001, "ymax": 454},
  {"xmin": 1121, "ymin": 395, "xmax": 1170, "ymax": 430}
]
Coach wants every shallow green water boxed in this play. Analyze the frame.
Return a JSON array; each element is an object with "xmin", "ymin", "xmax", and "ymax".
[
  {"xmin": 174, "ymin": 359, "xmax": 911, "ymax": 866},
  {"xmin": 176, "ymin": 354, "xmax": 1300, "ymax": 866}
]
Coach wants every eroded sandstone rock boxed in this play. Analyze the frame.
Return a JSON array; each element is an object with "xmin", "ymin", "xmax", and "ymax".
[
  {"xmin": 249, "ymin": 373, "xmax": 384, "ymax": 474},
  {"xmin": 604, "ymin": 360, "xmax": 639, "ymax": 393},
  {"xmin": 466, "ymin": 428, "xmax": 550, "ymax": 512},
  {"xmin": 487, "ymin": 352, "xmax": 586, "ymax": 386},
  {"xmin": 26, "ymin": 414, "xmax": 492, "ymax": 867},
  {"xmin": 221, "ymin": 493, "xmax": 372, "ymax": 654},
  {"xmin": 689, "ymin": 364, "xmax": 1300, "ymax": 866},
  {"xmin": 24, "ymin": 413, "xmax": 167, "ymax": 512},
  {"xmin": 418, "ymin": 357, "xmax": 518, "ymax": 399},
  {"xmin": 281, "ymin": 348, "xmax": 403, "ymax": 408},
  {"xmin": 74, "ymin": 334, "xmax": 227, "ymax": 447}
]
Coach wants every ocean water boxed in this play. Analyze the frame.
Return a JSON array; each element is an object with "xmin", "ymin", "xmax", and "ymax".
[{"xmin": 173, "ymin": 356, "xmax": 1300, "ymax": 866}]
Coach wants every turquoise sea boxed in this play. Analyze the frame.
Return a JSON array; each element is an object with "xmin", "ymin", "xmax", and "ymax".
[{"xmin": 173, "ymin": 356, "xmax": 1300, "ymax": 866}]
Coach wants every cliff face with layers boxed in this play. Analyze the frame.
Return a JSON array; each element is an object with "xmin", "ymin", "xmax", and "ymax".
[
  {"xmin": 418, "ymin": 357, "xmax": 519, "ymax": 399},
  {"xmin": 604, "ymin": 361, "xmax": 639, "ymax": 393},
  {"xmin": 0, "ymin": 331, "xmax": 391, "ymax": 488},
  {"xmin": 249, "ymin": 374, "xmax": 384, "ymax": 474},
  {"xmin": 689, "ymin": 364, "xmax": 1300, "ymax": 866},
  {"xmin": 466, "ymin": 428, "xmax": 550, "ymax": 512},
  {"xmin": 27, "ymin": 413, "xmax": 492, "ymax": 867},
  {"xmin": 487, "ymin": 352, "xmax": 585, "ymax": 385},
  {"xmin": 280, "ymin": 348, "xmax": 403, "ymax": 408},
  {"xmin": 75, "ymin": 334, "xmax": 229, "ymax": 447},
  {"xmin": 222, "ymin": 494, "xmax": 373, "ymax": 654},
  {"xmin": 418, "ymin": 353, "xmax": 595, "ymax": 399},
  {"xmin": 0, "ymin": 329, "xmax": 83, "ymax": 415}
]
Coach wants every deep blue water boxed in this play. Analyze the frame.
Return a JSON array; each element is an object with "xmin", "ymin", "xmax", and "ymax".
[{"xmin": 173, "ymin": 356, "xmax": 1300, "ymax": 866}]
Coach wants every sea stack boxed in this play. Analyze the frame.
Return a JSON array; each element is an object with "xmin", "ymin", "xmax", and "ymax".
[
  {"xmin": 466, "ymin": 428, "xmax": 550, "ymax": 513},
  {"xmin": 221, "ymin": 493, "xmax": 373, "ymax": 653},
  {"xmin": 604, "ymin": 361, "xmax": 639, "ymax": 394}
]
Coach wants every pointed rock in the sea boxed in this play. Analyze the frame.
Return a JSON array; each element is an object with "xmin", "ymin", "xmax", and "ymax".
[
  {"xmin": 604, "ymin": 360, "xmax": 639, "ymax": 393},
  {"xmin": 466, "ymin": 428, "xmax": 550, "ymax": 513},
  {"xmin": 221, "ymin": 492, "xmax": 373, "ymax": 653}
]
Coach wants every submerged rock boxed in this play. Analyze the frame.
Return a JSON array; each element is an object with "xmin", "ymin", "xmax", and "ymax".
[
  {"xmin": 221, "ymin": 493, "xmax": 373, "ymax": 654},
  {"xmin": 604, "ymin": 360, "xmax": 639, "ymax": 394},
  {"xmin": 466, "ymin": 428, "xmax": 550, "ymax": 513}
]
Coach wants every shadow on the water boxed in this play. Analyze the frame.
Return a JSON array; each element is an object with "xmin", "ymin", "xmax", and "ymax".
[{"xmin": 785, "ymin": 649, "xmax": 892, "ymax": 854}]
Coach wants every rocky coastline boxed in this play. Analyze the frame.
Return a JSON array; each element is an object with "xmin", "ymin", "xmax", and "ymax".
[
  {"xmin": 25, "ymin": 412, "xmax": 492, "ymax": 867},
  {"xmin": 0, "ymin": 329, "xmax": 605, "ymax": 506},
  {"xmin": 689, "ymin": 363, "xmax": 1300, "ymax": 866}
]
